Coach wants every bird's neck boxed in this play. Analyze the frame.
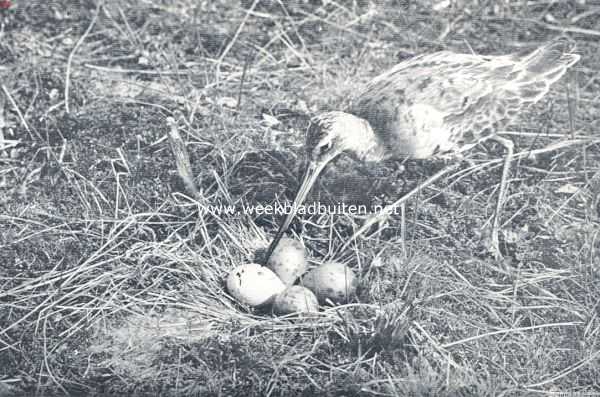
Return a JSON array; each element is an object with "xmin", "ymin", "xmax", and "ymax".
[{"xmin": 348, "ymin": 119, "xmax": 388, "ymax": 162}]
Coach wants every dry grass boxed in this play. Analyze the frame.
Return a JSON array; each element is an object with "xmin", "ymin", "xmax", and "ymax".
[{"xmin": 1, "ymin": 0, "xmax": 600, "ymax": 395}]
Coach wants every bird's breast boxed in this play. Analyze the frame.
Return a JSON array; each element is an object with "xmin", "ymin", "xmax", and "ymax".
[{"xmin": 375, "ymin": 103, "xmax": 459, "ymax": 159}]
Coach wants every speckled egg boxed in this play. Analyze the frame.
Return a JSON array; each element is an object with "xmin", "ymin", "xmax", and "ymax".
[
  {"xmin": 266, "ymin": 237, "xmax": 308, "ymax": 286},
  {"xmin": 273, "ymin": 286, "xmax": 319, "ymax": 315},
  {"xmin": 226, "ymin": 263, "xmax": 285, "ymax": 307},
  {"xmin": 301, "ymin": 262, "xmax": 357, "ymax": 304}
]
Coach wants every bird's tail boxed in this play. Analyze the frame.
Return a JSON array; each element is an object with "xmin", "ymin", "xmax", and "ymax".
[
  {"xmin": 521, "ymin": 38, "xmax": 580, "ymax": 79},
  {"xmin": 508, "ymin": 38, "xmax": 580, "ymax": 102}
]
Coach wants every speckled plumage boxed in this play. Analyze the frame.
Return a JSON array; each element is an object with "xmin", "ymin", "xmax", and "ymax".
[
  {"xmin": 265, "ymin": 39, "xmax": 580, "ymax": 262},
  {"xmin": 308, "ymin": 39, "xmax": 579, "ymax": 161}
]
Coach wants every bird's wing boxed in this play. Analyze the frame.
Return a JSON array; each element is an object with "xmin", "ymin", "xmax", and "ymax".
[
  {"xmin": 348, "ymin": 46, "xmax": 577, "ymax": 152},
  {"xmin": 347, "ymin": 51, "xmax": 514, "ymax": 156}
]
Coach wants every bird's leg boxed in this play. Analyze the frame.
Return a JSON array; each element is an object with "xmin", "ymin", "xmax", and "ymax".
[
  {"xmin": 488, "ymin": 135, "xmax": 514, "ymax": 259},
  {"xmin": 338, "ymin": 162, "xmax": 461, "ymax": 254},
  {"xmin": 390, "ymin": 159, "xmax": 408, "ymax": 192}
]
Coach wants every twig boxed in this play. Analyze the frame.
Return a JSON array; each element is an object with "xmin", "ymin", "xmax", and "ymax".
[
  {"xmin": 65, "ymin": 1, "xmax": 102, "ymax": 113},
  {"xmin": 442, "ymin": 321, "xmax": 580, "ymax": 349},
  {"xmin": 570, "ymin": 7, "xmax": 600, "ymax": 24},
  {"xmin": 83, "ymin": 63, "xmax": 195, "ymax": 75},
  {"xmin": 1, "ymin": 84, "xmax": 36, "ymax": 140},
  {"xmin": 166, "ymin": 117, "xmax": 202, "ymax": 201},
  {"xmin": 514, "ymin": 17, "xmax": 600, "ymax": 38},
  {"xmin": 235, "ymin": 57, "xmax": 249, "ymax": 116},
  {"xmin": 216, "ymin": 0, "xmax": 260, "ymax": 78}
]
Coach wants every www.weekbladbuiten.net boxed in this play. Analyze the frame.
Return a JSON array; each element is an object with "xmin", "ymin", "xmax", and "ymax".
[{"xmin": 197, "ymin": 201, "xmax": 403, "ymax": 217}]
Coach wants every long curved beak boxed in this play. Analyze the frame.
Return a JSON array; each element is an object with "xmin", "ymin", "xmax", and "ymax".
[{"xmin": 263, "ymin": 159, "xmax": 327, "ymax": 264}]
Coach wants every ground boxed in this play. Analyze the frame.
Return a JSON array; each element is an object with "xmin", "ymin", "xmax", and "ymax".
[{"xmin": 1, "ymin": 0, "xmax": 600, "ymax": 396}]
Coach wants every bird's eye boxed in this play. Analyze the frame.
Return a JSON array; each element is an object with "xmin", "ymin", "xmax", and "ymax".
[{"xmin": 318, "ymin": 140, "xmax": 332, "ymax": 154}]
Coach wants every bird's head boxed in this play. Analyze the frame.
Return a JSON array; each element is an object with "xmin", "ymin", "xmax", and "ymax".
[
  {"xmin": 305, "ymin": 111, "xmax": 375, "ymax": 166},
  {"xmin": 264, "ymin": 111, "xmax": 375, "ymax": 263}
]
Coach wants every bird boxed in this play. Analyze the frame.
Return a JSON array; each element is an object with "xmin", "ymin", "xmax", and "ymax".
[{"xmin": 264, "ymin": 39, "xmax": 580, "ymax": 262}]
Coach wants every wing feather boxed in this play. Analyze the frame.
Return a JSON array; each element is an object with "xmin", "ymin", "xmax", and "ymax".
[{"xmin": 346, "ymin": 42, "xmax": 578, "ymax": 158}]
